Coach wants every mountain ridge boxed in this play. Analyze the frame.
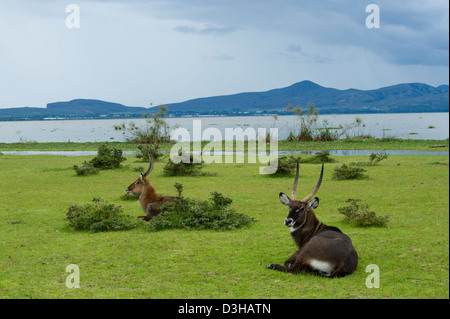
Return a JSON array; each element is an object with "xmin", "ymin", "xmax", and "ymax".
[
  {"xmin": 0, "ymin": 81, "xmax": 448, "ymax": 120},
  {"xmin": 164, "ymin": 81, "xmax": 449, "ymax": 115}
]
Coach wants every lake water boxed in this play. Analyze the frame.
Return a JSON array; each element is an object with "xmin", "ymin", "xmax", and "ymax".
[{"xmin": 0, "ymin": 113, "xmax": 448, "ymax": 143}]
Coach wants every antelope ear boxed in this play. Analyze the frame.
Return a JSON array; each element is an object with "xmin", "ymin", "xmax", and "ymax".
[
  {"xmin": 139, "ymin": 174, "xmax": 146, "ymax": 183},
  {"xmin": 308, "ymin": 197, "xmax": 319, "ymax": 209},
  {"xmin": 279, "ymin": 193, "xmax": 291, "ymax": 206}
]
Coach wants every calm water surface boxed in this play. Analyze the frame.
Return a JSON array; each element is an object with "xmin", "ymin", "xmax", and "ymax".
[{"xmin": 0, "ymin": 113, "xmax": 448, "ymax": 143}]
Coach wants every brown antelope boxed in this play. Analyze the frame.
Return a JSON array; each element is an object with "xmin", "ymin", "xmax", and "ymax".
[
  {"xmin": 126, "ymin": 156, "xmax": 175, "ymax": 221},
  {"xmin": 267, "ymin": 162, "xmax": 358, "ymax": 277}
]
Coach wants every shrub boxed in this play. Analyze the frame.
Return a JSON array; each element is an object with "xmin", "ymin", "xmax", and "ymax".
[
  {"xmin": 163, "ymin": 152, "xmax": 212, "ymax": 176},
  {"xmin": 369, "ymin": 152, "xmax": 389, "ymax": 165},
  {"xmin": 300, "ymin": 151, "xmax": 336, "ymax": 164},
  {"xmin": 73, "ymin": 143, "xmax": 126, "ymax": 175},
  {"xmin": 350, "ymin": 152, "xmax": 389, "ymax": 168},
  {"xmin": 73, "ymin": 161, "xmax": 99, "ymax": 176},
  {"xmin": 272, "ymin": 156, "xmax": 300, "ymax": 175},
  {"xmin": 286, "ymin": 104, "xmax": 318, "ymax": 141},
  {"xmin": 338, "ymin": 201, "xmax": 389, "ymax": 227},
  {"xmin": 145, "ymin": 183, "xmax": 256, "ymax": 231},
  {"xmin": 66, "ymin": 198, "xmax": 139, "ymax": 232},
  {"xmin": 120, "ymin": 193, "xmax": 139, "ymax": 201},
  {"xmin": 286, "ymin": 104, "xmax": 364, "ymax": 141},
  {"xmin": 90, "ymin": 143, "xmax": 126, "ymax": 169},
  {"xmin": 332, "ymin": 164, "xmax": 368, "ymax": 180},
  {"xmin": 136, "ymin": 143, "xmax": 163, "ymax": 161}
]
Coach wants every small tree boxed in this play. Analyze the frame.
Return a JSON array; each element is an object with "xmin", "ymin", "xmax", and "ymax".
[{"xmin": 114, "ymin": 104, "xmax": 170, "ymax": 143}]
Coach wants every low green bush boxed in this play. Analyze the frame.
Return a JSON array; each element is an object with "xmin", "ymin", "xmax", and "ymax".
[
  {"xmin": 66, "ymin": 198, "xmax": 139, "ymax": 233},
  {"xmin": 272, "ymin": 156, "xmax": 300, "ymax": 175},
  {"xmin": 338, "ymin": 201, "xmax": 389, "ymax": 227},
  {"xmin": 73, "ymin": 143, "xmax": 126, "ymax": 175},
  {"xmin": 145, "ymin": 183, "xmax": 256, "ymax": 231},
  {"xmin": 90, "ymin": 143, "xmax": 126, "ymax": 169},
  {"xmin": 120, "ymin": 193, "xmax": 139, "ymax": 201},
  {"xmin": 163, "ymin": 153, "xmax": 214, "ymax": 176},
  {"xmin": 332, "ymin": 164, "xmax": 368, "ymax": 180},
  {"xmin": 73, "ymin": 161, "xmax": 99, "ymax": 176},
  {"xmin": 270, "ymin": 152, "xmax": 336, "ymax": 175}
]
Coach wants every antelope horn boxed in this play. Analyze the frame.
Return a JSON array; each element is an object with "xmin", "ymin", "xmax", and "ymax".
[
  {"xmin": 300, "ymin": 163, "xmax": 324, "ymax": 203},
  {"xmin": 142, "ymin": 155, "xmax": 154, "ymax": 177},
  {"xmin": 290, "ymin": 159, "xmax": 300, "ymax": 200}
]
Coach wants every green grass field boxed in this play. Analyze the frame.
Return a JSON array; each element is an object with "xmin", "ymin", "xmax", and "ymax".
[
  {"xmin": 1, "ymin": 137, "xmax": 448, "ymax": 152},
  {"xmin": 0, "ymin": 149, "xmax": 448, "ymax": 298}
]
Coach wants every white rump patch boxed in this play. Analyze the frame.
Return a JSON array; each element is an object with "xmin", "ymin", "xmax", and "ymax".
[{"xmin": 309, "ymin": 260, "xmax": 334, "ymax": 276}]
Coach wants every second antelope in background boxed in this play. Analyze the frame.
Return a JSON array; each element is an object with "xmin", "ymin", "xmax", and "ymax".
[
  {"xmin": 126, "ymin": 156, "xmax": 175, "ymax": 221},
  {"xmin": 267, "ymin": 161, "xmax": 358, "ymax": 277}
]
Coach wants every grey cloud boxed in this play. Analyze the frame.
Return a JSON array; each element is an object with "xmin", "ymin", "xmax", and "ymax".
[
  {"xmin": 128, "ymin": 0, "xmax": 448, "ymax": 66},
  {"xmin": 214, "ymin": 54, "xmax": 234, "ymax": 61},
  {"xmin": 287, "ymin": 44, "xmax": 303, "ymax": 53},
  {"xmin": 174, "ymin": 24, "xmax": 241, "ymax": 36},
  {"xmin": 284, "ymin": 44, "xmax": 332, "ymax": 64}
]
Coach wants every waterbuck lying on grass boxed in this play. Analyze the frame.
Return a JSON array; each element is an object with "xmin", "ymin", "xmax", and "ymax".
[
  {"xmin": 267, "ymin": 162, "xmax": 358, "ymax": 277},
  {"xmin": 126, "ymin": 156, "xmax": 175, "ymax": 221}
]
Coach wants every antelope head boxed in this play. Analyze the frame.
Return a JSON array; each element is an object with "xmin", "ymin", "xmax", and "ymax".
[
  {"xmin": 279, "ymin": 161, "xmax": 324, "ymax": 232},
  {"xmin": 126, "ymin": 156, "xmax": 155, "ymax": 197}
]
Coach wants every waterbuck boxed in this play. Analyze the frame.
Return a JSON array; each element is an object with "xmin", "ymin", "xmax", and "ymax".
[
  {"xmin": 267, "ymin": 162, "xmax": 358, "ymax": 277},
  {"xmin": 126, "ymin": 156, "xmax": 175, "ymax": 221}
]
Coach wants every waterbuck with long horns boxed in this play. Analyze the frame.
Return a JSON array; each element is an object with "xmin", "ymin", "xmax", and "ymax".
[
  {"xmin": 267, "ymin": 162, "xmax": 358, "ymax": 277},
  {"xmin": 126, "ymin": 156, "xmax": 175, "ymax": 221}
]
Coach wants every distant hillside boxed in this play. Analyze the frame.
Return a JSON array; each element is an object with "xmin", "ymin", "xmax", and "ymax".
[
  {"xmin": 165, "ymin": 81, "xmax": 449, "ymax": 115},
  {"xmin": 46, "ymin": 99, "xmax": 147, "ymax": 114},
  {"xmin": 0, "ymin": 81, "xmax": 448, "ymax": 120},
  {"xmin": 0, "ymin": 99, "xmax": 149, "ymax": 120}
]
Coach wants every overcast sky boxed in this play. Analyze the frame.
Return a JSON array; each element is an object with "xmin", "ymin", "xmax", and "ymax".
[{"xmin": 0, "ymin": 0, "xmax": 448, "ymax": 109}]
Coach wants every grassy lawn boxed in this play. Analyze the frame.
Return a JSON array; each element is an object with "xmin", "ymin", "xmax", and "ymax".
[
  {"xmin": 0, "ymin": 150, "xmax": 448, "ymax": 299},
  {"xmin": 1, "ymin": 138, "xmax": 449, "ymax": 152}
]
